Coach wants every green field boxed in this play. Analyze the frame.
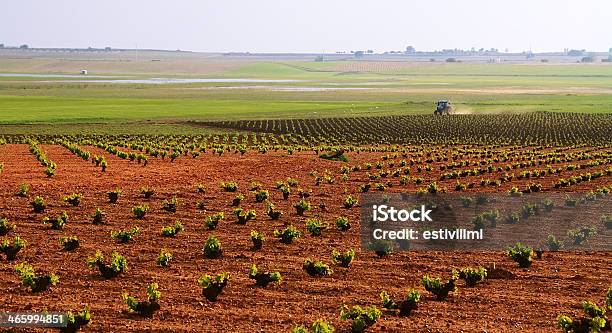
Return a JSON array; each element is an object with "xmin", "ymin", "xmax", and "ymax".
[{"xmin": 1, "ymin": 58, "xmax": 611, "ymax": 131}]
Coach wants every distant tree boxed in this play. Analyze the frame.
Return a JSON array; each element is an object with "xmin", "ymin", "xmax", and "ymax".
[
  {"xmin": 314, "ymin": 55, "xmax": 324, "ymax": 62},
  {"xmin": 581, "ymin": 56, "xmax": 595, "ymax": 63},
  {"xmin": 366, "ymin": 49, "xmax": 373, "ymax": 54},
  {"xmin": 19, "ymin": 44, "xmax": 28, "ymax": 49},
  {"xmin": 568, "ymin": 49, "xmax": 584, "ymax": 56},
  {"xmin": 354, "ymin": 51, "xmax": 364, "ymax": 58},
  {"xmin": 609, "ymin": 47, "xmax": 612, "ymax": 53},
  {"xmin": 446, "ymin": 58, "xmax": 457, "ymax": 63},
  {"xmin": 105, "ymin": 47, "xmax": 111, "ymax": 51},
  {"xmin": 0, "ymin": 43, "xmax": 4, "ymax": 48},
  {"xmin": 405, "ymin": 46, "xmax": 415, "ymax": 53}
]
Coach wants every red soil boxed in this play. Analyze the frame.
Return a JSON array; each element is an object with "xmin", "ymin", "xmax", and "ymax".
[{"xmin": 0, "ymin": 144, "xmax": 610, "ymax": 332}]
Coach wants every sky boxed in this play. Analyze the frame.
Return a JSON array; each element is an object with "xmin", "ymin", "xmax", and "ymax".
[{"xmin": 1, "ymin": 0, "xmax": 611, "ymax": 53}]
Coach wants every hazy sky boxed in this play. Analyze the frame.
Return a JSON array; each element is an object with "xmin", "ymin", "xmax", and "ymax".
[{"xmin": 2, "ymin": 0, "xmax": 611, "ymax": 53}]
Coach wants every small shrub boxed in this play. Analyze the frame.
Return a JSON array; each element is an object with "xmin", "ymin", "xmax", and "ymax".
[
  {"xmin": 254, "ymin": 189, "xmax": 269, "ymax": 202},
  {"xmin": 17, "ymin": 183, "xmax": 29, "ymax": 197},
  {"xmin": 421, "ymin": 271, "xmax": 458, "ymax": 300},
  {"xmin": 220, "ymin": 181, "xmax": 238, "ymax": 192},
  {"xmin": 505, "ymin": 212, "xmax": 520, "ymax": 224},
  {"xmin": 43, "ymin": 212, "xmax": 69, "ymax": 230},
  {"xmin": 458, "ymin": 267, "xmax": 487, "ymax": 287},
  {"xmin": 543, "ymin": 198, "xmax": 554, "ymax": 212},
  {"xmin": 564, "ymin": 195, "xmax": 578, "ymax": 207},
  {"xmin": 266, "ymin": 202, "xmax": 283, "ymax": 220},
  {"xmin": 195, "ymin": 183, "xmax": 206, "ymax": 193},
  {"xmin": 306, "ymin": 218, "xmax": 327, "ymax": 236},
  {"xmin": 15, "ymin": 262, "xmax": 59, "ymax": 293},
  {"xmin": 86, "ymin": 250, "xmax": 127, "ymax": 279},
  {"xmin": 132, "ymin": 205, "xmax": 149, "ymax": 219},
  {"xmin": 331, "ymin": 249, "xmax": 355, "ymax": 268},
  {"xmin": 198, "ymin": 272, "xmax": 230, "ymax": 302},
  {"xmin": 31, "ymin": 196, "xmax": 46, "ymax": 213},
  {"xmin": 204, "ymin": 212, "xmax": 224, "ymax": 230},
  {"xmin": 59, "ymin": 236, "xmax": 79, "ymax": 251},
  {"xmin": 280, "ymin": 185, "xmax": 291, "ymax": 199},
  {"xmin": 274, "ymin": 225, "xmax": 302, "ymax": 244},
  {"xmin": 232, "ymin": 194, "xmax": 244, "ymax": 206},
  {"xmin": 161, "ymin": 221, "xmax": 183, "ymax": 237},
  {"xmin": 250, "ymin": 230, "xmax": 265, "ymax": 250},
  {"xmin": 123, "ymin": 283, "xmax": 161, "ymax": 317},
  {"xmin": 203, "ymin": 236, "xmax": 222, "ymax": 259},
  {"xmin": 343, "ymin": 195, "xmax": 358, "ymax": 208},
  {"xmin": 380, "ymin": 289, "xmax": 421, "ymax": 316},
  {"xmin": 294, "ymin": 199, "xmax": 311, "ymax": 215},
  {"xmin": 339, "ymin": 305, "xmax": 381, "ymax": 333},
  {"xmin": 140, "ymin": 187, "xmax": 155, "ymax": 199},
  {"xmin": 63, "ymin": 305, "xmax": 91, "ymax": 332},
  {"xmin": 303, "ymin": 259, "xmax": 333, "ymax": 277},
  {"xmin": 111, "ymin": 227, "xmax": 139, "ymax": 243},
  {"xmin": 64, "ymin": 193, "xmax": 82, "ymax": 207},
  {"xmin": 162, "ymin": 196, "xmax": 178, "ymax": 213},
  {"xmin": 567, "ymin": 226, "xmax": 597, "ymax": 245},
  {"xmin": 335, "ymin": 216, "xmax": 351, "ymax": 231},
  {"xmin": 459, "ymin": 196, "xmax": 473, "ymax": 207},
  {"xmin": 1, "ymin": 235, "xmax": 26, "ymax": 260},
  {"xmin": 506, "ymin": 242, "xmax": 534, "ymax": 268},
  {"xmin": 369, "ymin": 240, "xmax": 393, "ymax": 257},
  {"xmin": 156, "ymin": 249, "xmax": 172, "ymax": 267},
  {"xmin": 0, "ymin": 217, "xmax": 15, "ymax": 236},
  {"xmin": 603, "ymin": 215, "xmax": 612, "ymax": 229},
  {"xmin": 249, "ymin": 264, "xmax": 281, "ymax": 287},
  {"xmin": 234, "ymin": 208, "xmax": 256, "ymax": 224},
  {"xmin": 546, "ymin": 234, "xmax": 564, "ymax": 251},
  {"xmin": 91, "ymin": 208, "xmax": 105, "ymax": 225},
  {"xmin": 107, "ymin": 189, "xmax": 121, "ymax": 203},
  {"xmin": 291, "ymin": 319, "xmax": 334, "ymax": 333}
]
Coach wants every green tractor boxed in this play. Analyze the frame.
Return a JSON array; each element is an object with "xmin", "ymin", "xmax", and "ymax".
[{"xmin": 434, "ymin": 100, "xmax": 453, "ymax": 115}]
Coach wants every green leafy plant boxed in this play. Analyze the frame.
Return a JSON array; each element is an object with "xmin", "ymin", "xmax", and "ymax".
[
  {"xmin": 122, "ymin": 283, "xmax": 161, "ymax": 317},
  {"xmin": 303, "ymin": 259, "xmax": 333, "ymax": 277},
  {"xmin": 59, "ymin": 236, "xmax": 79, "ymax": 251},
  {"xmin": 336, "ymin": 216, "xmax": 351, "ymax": 231},
  {"xmin": 457, "ymin": 267, "xmax": 487, "ymax": 287},
  {"xmin": 91, "ymin": 208, "xmax": 105, "ymax": 225},
  {"xmin": 250, "ymin": 230, "xmax": 265, "ymax": 250},
  {"xmin": 232, "ymin": 194, "xmax": 244, "ymax": 206},
  {"xmin": 380, "ymin": 289, "xmax": 421, "ymax": 316},
  {"xmin": 162, "ymin": 196, "xmax": 178, "ymax": 213},
  {"xmin": 280, "ymin": 185, "xmax": 291, "ymax": 199},
  {"xmin": 132, "ymin": 204, "xmax": 149, "ymax": 219},
  {"xmin": 507, "ymin": 242, "xmax": 534, "ymax": 268},
  {"xmin": 557, "ymin": 300, "xmax": 608, "ymax": 333},
  {"xmin": 221, "ymin": 181, "xmax": 238, "ymax": 192},
  {"xmin": 62, "ymin": 305, "xmax": 91, "ymax": 333},
  {"xmin": 292, "ymin": 319, "xmax": 335, "ymax": 333},
  {"xmin": 368, "ymin": 240, "xmax": 393, "ymax": 257},
  {"xmin": 1, "ymin": 235, "xmax": 26, "ymax": 260},
  {"xmin": 547, "ymin": 234, "xmax": 564, "ymax": 251},
  {"xmin": 253, "ymin": 189, "xmax": 269, "ymax": 202},
  {"xmin": 204, "ymin": 212, "xmax": 224, "ymax": 230},
  {"xmin": 17, "ymin": 183, "xmax": 29, "ymax": 197},
  {"xmin": 266, "ymin": 202, "xmax": 283, "ymax": 220},
  {"xmin": 331, "ymin": 249, "xmax": 355, "ymax": 268},
  {"xmin": 421, "ymin": 271, "xmax": 459, "ymax": 300},
  {"xmin": 306, "ymin": 218, "xmax": 327, "ymax": 236},
  {"xmin": 339, "ymin": 305, "xmax": 381, "ymax": 333},
  {"xmin": 64, "ymin": 193, "xmax": 82, "ymax": 207},
  {"xmin": 42, "ymin": 212, "xmax": 69, "ymax": 230},
  {"xmin": 0, "ymin": 217, "xmax": 15, "ymax": 236},
  {"xmin": 603, "ymin": 215, "xmax": 612, "ymax": 229},
  {"xmin": 15, "ymin": 262, "xmax": 59, "ymax": 293},
  {"xmin": 568, "ymin": 226, "xmax": 597, "ymax": 245},
  {"xmin": 31, "ymin": 196, "xmax": 46, "ymax": 213},
  {"xmin": 161, "ymin": 220, "xmax": 184, "ymax": 237},
  {"xmin": 343, "ymin": 195, "xmax": 358, "ymax": 208},
  {"xmin": 198, "ymin": 272, "xmax": 230, "ymax": 302},
  {"xmin": 234, "ymin": 208, "xmax": 256, "ymax": 224},
  {"xmin": 107, "ymin": 188, "xmax": 121, "ymax": 203},
  {"xmin": 111, "ymin": 227, "xmax": 139, "ymax": 243},
  {"xmin": 86, "ymin": 250, "xmax": 127, "ymax": 279},
  {"xmin": 203, "ymin": 236, "xmax": 222, "ymax": 259},
  {"xmin": 140, "ymin": 187, "xmax": 155, "ymax": 199},
  {"xmin": 249, "ymin": 264, "xmax": 281, "ymax": 287},
  {"xmin": 156, "ymin": 249, "xmax": 173, "ymax": 267},
  {"xmin": 274, "ymin": 225, "xmax": 302, "ymax": 244},
  {"xmin": 294, "ymin": 199, "xmax": 311, "ymax": 215}
]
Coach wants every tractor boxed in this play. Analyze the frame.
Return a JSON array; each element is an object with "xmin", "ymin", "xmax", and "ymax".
[{"xmin": 434, "ymin": 100, "xmax": 453, "ymax": 115}]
